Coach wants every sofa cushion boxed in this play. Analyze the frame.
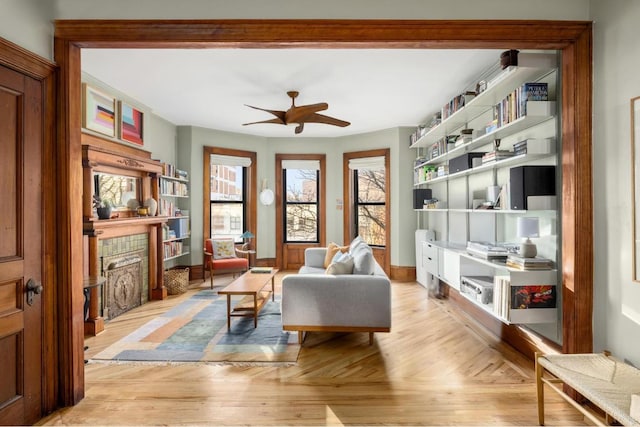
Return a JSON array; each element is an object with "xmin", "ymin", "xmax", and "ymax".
[
  {"xmin": 326, "ymin": 253, "xmax": 354, "ymax": 275},
  {"xmin": 324, "ymin": 242, "xmax": 349, "ymax": 268}
]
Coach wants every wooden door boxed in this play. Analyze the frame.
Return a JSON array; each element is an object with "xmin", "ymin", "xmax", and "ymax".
[{"xmin": 0, "ymin": 64, "xmax": 43, "ymax": 425}]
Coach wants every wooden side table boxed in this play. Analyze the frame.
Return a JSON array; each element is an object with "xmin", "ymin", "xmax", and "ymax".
[{"xmin": 236, "ymin": 248, "xmax": 256, "ymax": 267}]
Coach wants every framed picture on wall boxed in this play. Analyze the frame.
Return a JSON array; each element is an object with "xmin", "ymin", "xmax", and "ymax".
[
  {"xmin": 118, "ymin": 101, "xmax": 144, "ymax": 146},
  {"xmin": 82, "ymin": 84, "xmax": 116, "ymax": 137}
]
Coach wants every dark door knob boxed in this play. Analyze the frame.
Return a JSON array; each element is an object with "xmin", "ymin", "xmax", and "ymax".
[{"xmin": 26, "ymin": 278, "xmax": 43, "ymax": 306}]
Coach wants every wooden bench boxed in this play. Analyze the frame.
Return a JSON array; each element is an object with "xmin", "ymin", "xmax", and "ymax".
[{"xmin": 535, "ymin": 352, "xmax": 640, "ymax": 426}]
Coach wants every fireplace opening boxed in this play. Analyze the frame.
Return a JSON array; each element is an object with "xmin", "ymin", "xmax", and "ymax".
[{"xmin": 103, "ymin": 254, "xmax": 143, "ymax": 320}]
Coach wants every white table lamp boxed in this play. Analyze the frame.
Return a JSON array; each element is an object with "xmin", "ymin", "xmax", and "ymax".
[{"xmin": 517, "ymin": 217, "xmax": 539, "ymax": 258}]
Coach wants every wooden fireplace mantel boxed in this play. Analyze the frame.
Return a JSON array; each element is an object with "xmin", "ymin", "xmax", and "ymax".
[{"xmin": 82, "ymin": 133, "xmax": 170, "ymax": 335}]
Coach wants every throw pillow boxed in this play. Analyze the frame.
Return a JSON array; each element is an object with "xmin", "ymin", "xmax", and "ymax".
[
  {"xmin": 212, "ymin": 239, "xmax": 235, "ymax": 259},
  {"xmin": 349, "ymin": 236, "xmax": 364, "ymax": 253},
  {"xmin": 326, "ymin": 254, "xmax": 354, "ymax": 275},
  {"xmin": 324, "ymin": 242, "xmax": 349, "ymax": 268},
  {"xmin": 352, "ymin": 243, "xmax": 376, "ymax": 275}
]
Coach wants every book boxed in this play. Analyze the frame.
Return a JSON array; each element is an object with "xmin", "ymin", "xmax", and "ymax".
[
  {"xmin": 250, "ymin": 267, "xmax": 273, "ymax": 274},
  {"xmin": 466, "ymin": 241, "xmax": 510, "ymax": 259},
  {"xmin": 511, "ymin": 285, "xmax": 556, "ymax": 309},
  {"xmin": 506, "ymin": 254, "xmax": 554, "ymax": 270}
]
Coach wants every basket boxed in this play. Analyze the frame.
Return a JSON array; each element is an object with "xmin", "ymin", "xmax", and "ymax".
[{"xmin": 164, "ymin": 267, "xmax": 190, "ymax": 295}]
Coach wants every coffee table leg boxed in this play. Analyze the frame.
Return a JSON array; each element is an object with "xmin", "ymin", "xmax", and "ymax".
[
  {"xmin": 226, "ymin": 295, "xmax": 231, "ymax": 329},
  {"xmin": 254, "ymin": 294, "xmax": 258, "ymax": 328},
  {"xmin": 271, "ymin": 276, "xmax": 275, "ymax": 301}
]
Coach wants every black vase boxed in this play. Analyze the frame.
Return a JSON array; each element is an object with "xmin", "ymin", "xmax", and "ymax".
[{"xmin": 96, "ymin": 207, "xmax": 112, "ymax": 220}]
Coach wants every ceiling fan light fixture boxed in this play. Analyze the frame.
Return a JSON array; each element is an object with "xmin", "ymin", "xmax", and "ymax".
[{"xmin": 243, "ymin": 91, "xmax": 350, "ymax": 134}]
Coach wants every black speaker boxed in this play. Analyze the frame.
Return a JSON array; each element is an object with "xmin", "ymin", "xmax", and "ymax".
[
  {"xmin": 509, "ymin": 165, "xmax": 556, "ymax": 210},
  {"xmin": 413, "ymin": 188, "xmax": 433, "ymax": 209}
]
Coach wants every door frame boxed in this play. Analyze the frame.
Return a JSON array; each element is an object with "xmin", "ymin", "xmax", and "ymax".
[
  {"xmin": 0, "ymin": 38, "xmax": 57, "ymax": 417},
  {"xmin": 54, "ymin": 19, "xmax": 593, "ymax": 403}
]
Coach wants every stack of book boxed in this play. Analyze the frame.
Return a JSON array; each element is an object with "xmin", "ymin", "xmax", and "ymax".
[
  {"xmin": 506, "ymin": 254, "xmax": 554, "ymax": 270},
  {"xmin": 466, "ymin": 241, "xmax": 510, "ymax": 260},
  {"xmin": 481, "ymin": 150, "xmax": 515, "ymax": 164},
  {"xmin": 493, "ymin": 276, "xmax": 511, "ymax": 319},
  {"xmin": 512, "ymin": 138, "xmax": 553, "ymax": 156}
]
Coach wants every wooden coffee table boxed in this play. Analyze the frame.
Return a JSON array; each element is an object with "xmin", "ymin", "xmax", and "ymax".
[{"xmin": 217, "ymin": 268, "xmax": 278, "ymax": 329}]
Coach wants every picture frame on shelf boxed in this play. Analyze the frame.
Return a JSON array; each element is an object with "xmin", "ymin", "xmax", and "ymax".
[
  {"xmin": 118, "ymin": 101, "xmax": 144, "ymax": 146},
  {"xmin": 82, "ymin": 84, "xmax": 116, "ymax": 137}
]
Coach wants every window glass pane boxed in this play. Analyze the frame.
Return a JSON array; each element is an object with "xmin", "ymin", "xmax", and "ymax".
[
  {"xmin": 211, "ymin": 203, "xmax": 244, "ymax": 239},
  {"xmin": 357, "ymin": 169, "xmax": 385, "ymax": 203},
  {"xmin": 286, "ymin": 204, "xmax": 317, "ymax": 241},
  {"xmin": 358, "ymin": 205, "xmax": 386, "ymax": 246},
  {"xmin": 286, "ymin": 169, "xmax": 317, "ymax": 202},
  {"xmin": 210, "ymin": 164, "xmax": 243, "ymax": 202}
]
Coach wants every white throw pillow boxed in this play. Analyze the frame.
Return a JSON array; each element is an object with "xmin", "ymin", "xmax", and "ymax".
[
  {"xmin": 213, "ymin": 239, "xmax": 235, "ymax": 259},
  {"xmin": 352, "ymin": 243, "xmax": 375, "ymax": 275},
  {"xmin": 326, "ymin": 254, "xmax": 354, "ymax": 275}
]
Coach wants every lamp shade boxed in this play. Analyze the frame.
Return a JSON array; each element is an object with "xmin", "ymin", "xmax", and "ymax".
[
  {"xmin": 240, "ymin": 231, "xmax": 254, "ymax": 239},
  {"xmin": 517, "ymin": 217, "xmax": 539, "ymax": 239}
]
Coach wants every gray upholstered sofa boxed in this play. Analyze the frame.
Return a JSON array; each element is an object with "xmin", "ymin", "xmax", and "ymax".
[{"xmin": 281, "ymin": 237, "xmax": 391, "ymax": 345}]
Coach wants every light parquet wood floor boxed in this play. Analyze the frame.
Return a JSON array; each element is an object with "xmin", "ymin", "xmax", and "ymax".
[{"xmin": 39, "ymin": 273, "xmax": 588, "ymax": 426}]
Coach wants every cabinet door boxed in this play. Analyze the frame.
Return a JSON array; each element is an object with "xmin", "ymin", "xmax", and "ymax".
[
  {"xmin": 442, "ymin": 250, "xmax": 461, "ymax": 290},
  {"xmin": 422, "ymin": 242, "xmax": 438, "ymax": 275}
]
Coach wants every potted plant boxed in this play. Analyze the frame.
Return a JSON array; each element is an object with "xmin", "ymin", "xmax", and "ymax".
[{"xmin": 93, "ymin": 195, "xmax": 113, "ymax": 220}]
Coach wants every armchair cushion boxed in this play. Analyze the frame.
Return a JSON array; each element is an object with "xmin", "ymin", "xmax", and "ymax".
[{"xmin": 212, "ymin": 239, "xmax": 235, "ymax": 259}]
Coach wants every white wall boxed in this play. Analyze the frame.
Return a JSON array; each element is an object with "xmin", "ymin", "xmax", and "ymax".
[
  {"xmin": 590, "ymin": 0, "xmax": 640, "ymax": 366},
  {"xmin": 53, "ymin": 0, "xmax": 589, "ymax": 20},
  {"xmin": 181, "ymin": 125, "xmax": 415, "ymax": 267},
  {"xmin": 0, "ymin": 0, "xmax": 53, "ymax": 60}
]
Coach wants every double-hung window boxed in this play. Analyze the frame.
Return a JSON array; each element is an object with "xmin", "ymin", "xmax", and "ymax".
[
  {"xmin": 209, "ymin": 154, "xmax": 251, "ymax": 241},
  {"xmin": 350, "ymin": 156, "xmax": 386, "ymax": 247},
  {"xmin": 282, "ymin": 160, "xmax": 320, "ymax": 243}
]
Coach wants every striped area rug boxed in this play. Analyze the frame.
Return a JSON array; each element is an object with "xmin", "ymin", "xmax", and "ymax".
[{"xmin": 92, "ymin": 290, "xmax": 300, "ymax": 364}]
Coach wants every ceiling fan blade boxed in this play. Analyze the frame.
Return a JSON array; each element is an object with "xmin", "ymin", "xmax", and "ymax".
[
  {"xmin": 243, "ymin": 118, "xmax": 286, "ymax": 126},
  {"xmin": 302, "ymin": 112, "xmax": 350, "ymax": 127},
  {"xmin": 285, "ymin": 103, "xmax": 328, "ymax": 123},
  {"xmin": 244, "ymin": 104, "xmax": 286, "ymax": 122}
]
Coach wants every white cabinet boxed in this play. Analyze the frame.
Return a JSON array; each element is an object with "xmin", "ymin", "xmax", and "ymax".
[
  {"xmin": 441, "ymin": 250, "xmax": 460, "ymax": 290},
  {"xmin": 415, "ymin": 229, "xmax": 435, "ymax": 287}
]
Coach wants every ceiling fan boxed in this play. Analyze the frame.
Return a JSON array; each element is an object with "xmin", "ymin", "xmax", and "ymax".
[{"xmin": 243, "ymin": 91, "xmax": 350, "ymax": 134}]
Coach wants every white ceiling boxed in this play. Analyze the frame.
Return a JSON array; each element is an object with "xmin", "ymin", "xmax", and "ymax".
[{"xmin": 81, "ymin": 48, "xmax": 503, "ymax": 138}]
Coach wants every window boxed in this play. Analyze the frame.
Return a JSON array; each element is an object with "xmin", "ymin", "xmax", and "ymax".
[
  {"xmin": 350, "ymin": 156, "xmax": 386, "ymax": 247},
  {"xmin": 209, "ymin": 154, "xmax": 251, "ymax": 241},
  {"xmin": 282, "ymin": 160, "xmax": 320, "ymax": 243}
]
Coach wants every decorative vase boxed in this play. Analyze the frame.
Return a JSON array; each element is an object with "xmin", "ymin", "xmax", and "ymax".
[
  {"xmin": 96, "ymin": 206, "xmax": 111, "ymax": 220},
  {"xmin": 144, "ymin": 197, "xmax": 158, "ymax": 216}
]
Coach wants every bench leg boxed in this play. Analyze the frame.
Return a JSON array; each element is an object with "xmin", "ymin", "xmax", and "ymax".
[
  {"xmin": 535, "ymin": 352, "xmax": 545, "ymax": 426},
  {"xmin": 369, "ymin": 332, "xmax": 374, "ymax": 345},
  {"xmin": 298, "ymin": 331, "xmax": 305, "ymax": 344}
]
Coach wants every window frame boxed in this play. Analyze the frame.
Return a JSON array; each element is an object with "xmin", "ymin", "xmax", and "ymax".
[
  {"xmin": 203, "ymin": 146, "xmax": 257, "ymax": 257},
  {"xmin": 353, "ymin": 167, "xmax": 387, "ymax": 248},
  {"xmin": 282, "ymin": 168, "xmax": 320, "ymax": 243},
  {"xmin": 209, "ymin": 164, "xmax": 247, "ymax": 242},
  {"xmin": 343, "ymin": 149, "xmax": 390, "ymax": 271}
]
